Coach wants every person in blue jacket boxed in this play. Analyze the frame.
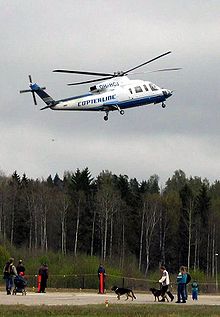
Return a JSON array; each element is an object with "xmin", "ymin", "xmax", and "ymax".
[
  {"xmin": 176, "ymin": 266, "xmax": 187, "ymax": 303},
  {"xmin": 191, "ymin": 280, "xmax": 199, "ymax": 300}
]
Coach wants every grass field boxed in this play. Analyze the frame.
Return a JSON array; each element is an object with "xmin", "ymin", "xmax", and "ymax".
[{"xmin": 1, "ymin": 305, "xmax": 220, "ymax": 317}]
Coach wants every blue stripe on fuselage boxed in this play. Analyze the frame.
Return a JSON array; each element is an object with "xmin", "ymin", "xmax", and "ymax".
[
  {"xmin": 55, "ymin": 94, "xmax": 166, "ymax": 111},
  {"xmin": 102, "ymin": 94, "xmax": 166, "ymax": 111}
]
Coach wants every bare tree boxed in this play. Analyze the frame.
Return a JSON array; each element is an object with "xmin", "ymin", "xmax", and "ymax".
[
  {"xmin": 57, "ymin": 191, "xmax": 70, "ymax": 255},
  {"xmin": 96, "ymin": 171, "xmax": 120, "ymax": 261},
  {"xmin": 138, "ymin": 201, "xmax": 145, "ymax": 271},
  {"xmin": 0, "ymin": 176, "xmax": 9, "ymax": 242},
  {"xmin": 73, "ymin": 191, "xmax": 85, "ymax": 257},
  {"xmin": 142, "ymin": 193, "xmax": 160, "ymax": 276}
]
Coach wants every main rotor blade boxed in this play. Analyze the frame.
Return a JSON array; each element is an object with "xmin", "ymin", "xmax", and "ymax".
[
  {"xmin": 123, "ymin": 51, "xmax": 172, "ymax": 75},
  {"xmin": 67, "ymin": 76, "xmax": 114, "ymax": 86},
  {"xmin": 150, "ymin": 67, "xmax": 182, "ymax": 73},
  {"xmin": 53, "ymin": 69, "xmax": 114, "ymax": 77},
  {"xmin": 129, "ymin": 68, "xmax": 182, "ymax": 75}
]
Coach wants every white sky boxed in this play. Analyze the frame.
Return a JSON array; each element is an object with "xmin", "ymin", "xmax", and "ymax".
[{"xmin": 0, "ymin": 0, "xmax": 220, "ymax": 185}]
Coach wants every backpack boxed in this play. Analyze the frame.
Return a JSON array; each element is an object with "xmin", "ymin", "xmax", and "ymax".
[{"xmin": 186, "ymin": 273, "xmax": 191, "ymax": 284}]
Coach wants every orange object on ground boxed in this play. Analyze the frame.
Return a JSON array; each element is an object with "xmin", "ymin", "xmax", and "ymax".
[
  {"xmin": 37, "ymin": 275, "xmax": 41, "ymax": 292},
  {"xmin": 99, "ymin": 272, "xmax": 104, "ymax": 294}
]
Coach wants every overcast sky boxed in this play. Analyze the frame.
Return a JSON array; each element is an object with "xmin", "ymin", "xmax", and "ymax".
[{"xmin": 0, "ymin": 0, "xmax": 220, "ymax": 185}]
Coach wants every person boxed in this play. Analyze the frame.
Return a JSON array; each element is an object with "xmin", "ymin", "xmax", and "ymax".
[
  {"xmin": 176, "ymin": 266, "xmax": 187, "ymax": 303},
  {"xmin": 158, "ymin": 265, "xmax": 174, "ymax": 302},
  {"xmin": 97, "ymin": 264, "xmax": 106, "ymax": 294},
  {"xmin": 38, "ymin": 263, "xmax": 48, "ymax": 293},
  {"xmin": 184, "ymin": 267, "xmax": 191, "ymax": 300},
  {"xmin": 191, "ymin": 280, "xmax": 199, "ymax": 300},
  {"xmin": 3, "ymin": 257, "xmax": 17, "ymax": 295},
  {"xmin": 16, "ymin": 260, "xmax": 25, "ymax": 276}
]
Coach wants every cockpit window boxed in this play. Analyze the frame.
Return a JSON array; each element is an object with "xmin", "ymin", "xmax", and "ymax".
[
  {"xmin": 149, "ymin": 83, "xmax": 158, "ymax": 91},
  {"xmin": 143, "ymin": 84, "xmax": 149, "ymax": 91},
  {"xmin": 135, "ymin": 86, "xmax": 143, "ymax": 93},
  {"xmin": 129, "ymin": 88, "xmax": 133, "ymax": 94}
]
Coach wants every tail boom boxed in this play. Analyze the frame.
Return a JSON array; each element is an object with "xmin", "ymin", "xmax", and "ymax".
[{"xmin": 30, "ymin": 83, "xmax": 55, "ymax": 106}]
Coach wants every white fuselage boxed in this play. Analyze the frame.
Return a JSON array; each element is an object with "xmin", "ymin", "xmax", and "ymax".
[{"xmin": 52, "ymin": 76, "xmax": 172, "ymax": 112}]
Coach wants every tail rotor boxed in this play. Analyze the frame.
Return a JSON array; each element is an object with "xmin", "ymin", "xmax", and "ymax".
[{"xmin": 20, "ymin": 75, "xmax": 46, "ymax": 105}]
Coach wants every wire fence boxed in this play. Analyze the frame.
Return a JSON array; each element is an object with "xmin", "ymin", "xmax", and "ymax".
[{"xmin": 0, "ymin": 274, "xmax": 219, "ymax": 293}]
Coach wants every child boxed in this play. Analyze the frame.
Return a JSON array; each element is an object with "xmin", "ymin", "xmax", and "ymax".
[{"xmin": 191, "ymin": 280, "xmax": 199, "ymax": 300}]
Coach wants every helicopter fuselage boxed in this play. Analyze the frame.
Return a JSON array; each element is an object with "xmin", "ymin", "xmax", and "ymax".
[{"xmin": 52, "ymin": 76, "xmax": 172, "ymax": 112}]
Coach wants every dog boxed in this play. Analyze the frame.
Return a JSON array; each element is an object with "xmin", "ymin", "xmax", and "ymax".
[
  {"xmin": 149, "ymin": 287, "xmax": 169, "ymax": 302},
  {"xmin": 111, "ymin": 286, "xmax": 136, "ymax": 301}
]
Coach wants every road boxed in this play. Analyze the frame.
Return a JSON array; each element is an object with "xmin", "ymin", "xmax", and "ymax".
[{"xmin": 0, "ymin": 291, "xmax": 219, "ymax": 306}]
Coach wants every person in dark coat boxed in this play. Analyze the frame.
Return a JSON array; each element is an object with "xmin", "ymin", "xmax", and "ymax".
[
  {"xmin": 16, "ymin": 260, "xmax": 25, "ymax": 276},
  {"xmin": 38, "ymin": 263, "xmax": 48, "ymax": 293},
  {"xmin": 3, "ymin": 258, "xmax": 17, "ymax": 295},
  {"xmin": 97, "ymin": 264, "xmax": 106, "ymax": 293}
]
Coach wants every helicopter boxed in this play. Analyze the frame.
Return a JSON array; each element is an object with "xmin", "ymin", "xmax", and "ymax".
[{"xmin": 20, "ymin": 51, "xmax": 180, "ymax": 121}]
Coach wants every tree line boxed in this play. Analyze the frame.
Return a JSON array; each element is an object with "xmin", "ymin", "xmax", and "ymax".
[{"xmin": 0, "ymin": 168, "xmax": 220, "ymax": 276}]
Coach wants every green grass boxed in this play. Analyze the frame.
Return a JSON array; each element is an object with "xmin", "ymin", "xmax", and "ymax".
[{"xmin": 1, "ymin": 305, "xmax": 220, "ymax": 317}]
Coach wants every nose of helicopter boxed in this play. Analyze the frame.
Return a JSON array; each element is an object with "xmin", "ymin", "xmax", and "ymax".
[{"xmin": 162, "ymin": 89, "xmax": 173, "ymax": 98}]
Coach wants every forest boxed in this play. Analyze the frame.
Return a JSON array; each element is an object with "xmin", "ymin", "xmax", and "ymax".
[{"xmin": 0, "ymin": 168, "xmax": 220, "ymax": 277}]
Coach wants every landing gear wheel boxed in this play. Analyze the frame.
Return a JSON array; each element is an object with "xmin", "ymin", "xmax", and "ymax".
[
  {"xmin": 104, "ymin": 115, "xmax": 108, "ymax": 121},
  {"xmin": 162, "ymin": 102, "xmax": 166, "ymax": 108},
  {"xmin": 120, "ymin": 110, "xmax": 125, "ymax": 115}
]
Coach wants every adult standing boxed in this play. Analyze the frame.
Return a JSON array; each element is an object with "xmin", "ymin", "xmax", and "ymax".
[
  {"xmin": 158, "ymin": 265, "xmax": 174, "ymax": 302},
  {"xmin": 97, "ymin": 264, "xmax": 106, "ymax": 294},
  {"xmin": 16, "ymin": 259, "xmax": 25, "ymax": 276},
  {"xmin": 3, "ymin": 258, "xmax": 17, "ymax": 295},
  {"xmin": 184, "ymin": 266, "xmax": 191, "ymax": 300},
  {"xmin": 176, "ymin": 266, "xmax": 187, "ymax": 303},
  {"xmin": 38, "ymin": 263, "xmax": 48, "ymax": 293}
]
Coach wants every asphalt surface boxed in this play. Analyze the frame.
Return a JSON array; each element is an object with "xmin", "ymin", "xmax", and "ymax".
[{"xmin": 0, "ymin": 291, "xmax": 219, "ymax": 306}]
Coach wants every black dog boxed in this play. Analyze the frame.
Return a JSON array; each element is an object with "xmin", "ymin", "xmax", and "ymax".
[
  {"xmin": 111, "ymin": 286, "xmax": 136, "ymax": 301},
  {"xmin": 149, "ymin": 288, "xmax": 169, "ymax": 302}
]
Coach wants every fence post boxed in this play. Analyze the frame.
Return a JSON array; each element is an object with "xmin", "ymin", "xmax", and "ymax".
[
  {"xmin": 122, "ymin": 277, "xmax": 125, "ymax": 288},
  {"xmin": 82, "ymin": 275, "xmax": 85, "ymax": 289}
]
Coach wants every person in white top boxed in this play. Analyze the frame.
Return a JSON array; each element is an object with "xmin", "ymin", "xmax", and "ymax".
[{"xmin": 159, "ymin": 265, "xmax": 174, "ymax": 302}]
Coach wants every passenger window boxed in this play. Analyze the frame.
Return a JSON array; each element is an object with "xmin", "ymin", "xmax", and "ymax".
[
  {"xmin": 129, "ymin": 88, "xmax": 133, "ymax": 94},
  {"xmin": 143, "ymin": 84, "xmax": 149, "ymax": 91},
  {"xmin": 149, "ymin": 83, "xmax": 158, "ymax": 91},
  {"xmin": 135, "ymin": 86, "xmax": 143, "ymax": 93}
]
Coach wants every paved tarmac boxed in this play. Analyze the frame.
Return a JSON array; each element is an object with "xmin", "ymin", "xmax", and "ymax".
[{"xmin": 0, "ymin": 291, "xmax": 220, "ymax": 306}]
